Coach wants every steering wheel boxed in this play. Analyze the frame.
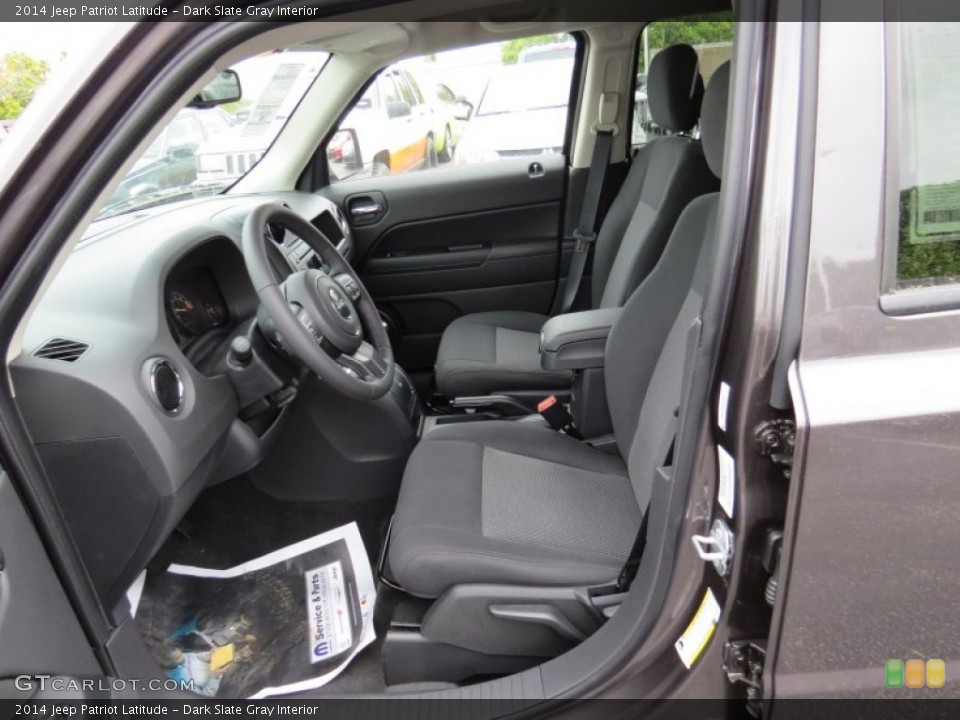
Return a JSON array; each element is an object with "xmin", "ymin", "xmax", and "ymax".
[{"xmin": 242, "ymin": 203, "xmax": 395, "ymax": 401}]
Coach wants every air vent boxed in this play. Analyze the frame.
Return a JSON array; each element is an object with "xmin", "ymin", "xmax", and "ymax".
[{"xmin": 33, "ymin": 338, "xmax": 90, "ymax": 363}]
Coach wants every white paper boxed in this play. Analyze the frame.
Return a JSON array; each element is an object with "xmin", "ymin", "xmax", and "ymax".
[
  {"xmin": 717, "ymin": 382, "xmax": 731, "ymax": 432},
  {"xmin": 126, "ymin": 569, "xmax": 147, "ymax": 618},
  {"xmin": 717, "ymin": 445, "xmax": 735, "ymax": 519},
  {"xmin": 167, "ymin": 522, "xmax": 376, "ymax": 699}
]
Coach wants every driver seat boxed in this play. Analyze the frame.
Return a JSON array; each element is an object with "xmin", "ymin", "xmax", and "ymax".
[{"xmin": 387, "ymin": 62, "xmax": 731, "ymax": 600}]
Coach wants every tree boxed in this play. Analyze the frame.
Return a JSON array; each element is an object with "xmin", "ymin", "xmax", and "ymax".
[
  {"xmin": 0, "ymin": 52, "xmax": 50, "ymax": 120},
  {"xmin": 500, "ymin": 34, "xmax": 567, "ymax": 64}
]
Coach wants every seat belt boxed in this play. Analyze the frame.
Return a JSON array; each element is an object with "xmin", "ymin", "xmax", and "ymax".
[{"xmin": 560, "ymin": 92, "xmax": 619, "ymax": 314}]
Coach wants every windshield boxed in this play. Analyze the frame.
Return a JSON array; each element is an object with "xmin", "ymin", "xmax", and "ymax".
[
  {"xmin": 97, "ymin": 49, "xmax": 329, "ymax": 220},
  {"xmin": 476, "ymin": 60, "xmax": 574, "ymax": 116}
]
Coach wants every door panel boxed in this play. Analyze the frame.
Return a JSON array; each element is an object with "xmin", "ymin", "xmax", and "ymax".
[
  {"xmin": 323, "ymin": 155, "xmax": 567, "ymax": 370},
  {"xmin": 0, "ymin": 471, "xmax": 100, "ymax": 681}
]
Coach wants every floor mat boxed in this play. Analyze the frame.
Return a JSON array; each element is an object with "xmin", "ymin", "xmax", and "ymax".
[
  {"xmin": 136, "ymin": 523, "xmax": 377, "ymax": 699},
  {"xmin": 138, "ymin": 476, "xmax": 396, "ymax": 697},
  {"xmin": 150, "ymin": 475, "xmax": 394, "ymax": 572}
]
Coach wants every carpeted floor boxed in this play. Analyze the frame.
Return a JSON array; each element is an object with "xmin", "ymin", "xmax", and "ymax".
[{"xmin": 140, "ymin": 475, "xmax": 395, "ymax": 697}]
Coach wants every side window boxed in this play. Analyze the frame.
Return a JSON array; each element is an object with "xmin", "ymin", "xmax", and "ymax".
[
  {"xmin": 893, "ymin": 23, "xmax": 960, "ymax": 289},
  {"xmin": 326, "ymin": 33, "xmax": 577, "ymax": 183},
  {"xmin": 632, "ymin": 14, "xmax": 734, "ymax": 147}
]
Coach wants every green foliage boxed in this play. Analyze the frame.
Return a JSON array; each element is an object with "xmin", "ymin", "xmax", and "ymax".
[
  {"xmin": 500, "ymin": 34, "xmax": 567, "ymax": 65},
  {"xmin": 0, "ymin": 52, "xmax": 50, "ymax": 120},
  {"xmin": 647, "ymin": 16, "xmax": 735, "ymax": 50},
  {"xmin": 897, "ymin": 187, "xmax": 960, "ymax": 286}
]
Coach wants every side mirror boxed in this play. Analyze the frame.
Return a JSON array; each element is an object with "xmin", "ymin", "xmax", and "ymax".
[
  {"xmin": 188, "ymin": 70, "xmax": 242, "ymax": 108},
  {"xmin": 326, "ymin": 128, "xmax": 363, "ymax": 178},
  {"xmin": 454, "ymin": 99, "xmax": 474, "ymax": 121},
  {"xmin": 386, "ymin": 101, "xmax": 412, "ymax": 119}
]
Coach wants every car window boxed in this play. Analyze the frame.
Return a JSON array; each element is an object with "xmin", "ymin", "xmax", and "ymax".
[
  {"xmin": 196, "ymin": 110, "xmax": 232, "ymax": 139},
  {"xmin": 632, "ymin": 13, "xmax": 734, "ymax": 147},
  {"xmin": 167, "ymin": 115, "xmax": 203, "ymax": 149},
  {"xmin": 326, "ymin": 33, "xmax": 577, "ymax": 182},
  {"xmin": 406, "ymin": 73, "xmax": 426, "ymax": 105},
  {"xmin": 99, "ymin": 49, "xmax": 328, "ymax": 219},
  {"xmin": 893, "ymin": 22, "xmax": 960, "ymax": 289},
  {"xmin": 437, "ymin": 83, "xmax": 457, "ymax": 103}
]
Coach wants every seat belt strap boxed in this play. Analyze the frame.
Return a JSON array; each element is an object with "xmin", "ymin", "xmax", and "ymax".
[
  {"xmin": 616, "ymin": 502, "xmax": 650, "ymax": 592},
  {"xmin": 560, "ymin": 93, "xmax": 618, "ymax": 314}
]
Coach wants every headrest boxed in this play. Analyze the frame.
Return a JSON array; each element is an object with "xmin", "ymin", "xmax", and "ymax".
[
  {"xmin": 646, "ymin": 44, "xmax": 705, "ymax": 134},
  {"xmin": 699, "ymin": 61, "xmax": 731, "ymax": 179}
]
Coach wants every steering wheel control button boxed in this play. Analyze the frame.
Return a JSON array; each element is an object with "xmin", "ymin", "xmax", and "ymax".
[{"xmin": 149, "ymin": 359, "xmax": 184, "ymax": 415}]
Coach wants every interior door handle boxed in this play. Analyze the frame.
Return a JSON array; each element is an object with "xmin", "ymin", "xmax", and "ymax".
[{"xmin": 350, "ymin": 203, "xmax": 383, "ymax": 218}]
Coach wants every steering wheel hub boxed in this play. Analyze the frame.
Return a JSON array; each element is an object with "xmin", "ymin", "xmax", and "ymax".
[{"xmin": 241, "ymin": 203, "xmax": 395, "ymax": 401}]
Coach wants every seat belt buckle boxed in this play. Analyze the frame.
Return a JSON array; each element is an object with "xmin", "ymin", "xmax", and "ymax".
[
  {"xmin": 537, "ymin": 395, "xmax": 583, "ymax": 439},
  {"xmin": 572, "ymin": 229, "xmax": 597, "ymax": 253}
]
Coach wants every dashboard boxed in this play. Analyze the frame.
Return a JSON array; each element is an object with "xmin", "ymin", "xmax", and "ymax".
[{"xmin": 9, "ymin": 190, "xmax": 354, "ymax": 607}]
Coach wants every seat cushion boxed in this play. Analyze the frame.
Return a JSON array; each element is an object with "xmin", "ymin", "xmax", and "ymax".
[
  {"xmin": 388, "ymin": 421, "xmax": 641, "ymax": 598},
  {"xmin": 434, "ymin": 311, "xmax": 572, "ymax": 398}
]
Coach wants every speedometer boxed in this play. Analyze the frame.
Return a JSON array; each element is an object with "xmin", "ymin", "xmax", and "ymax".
[{"xmin": 169, "ymin": 290, "xmax": 204, "ymax": 335}]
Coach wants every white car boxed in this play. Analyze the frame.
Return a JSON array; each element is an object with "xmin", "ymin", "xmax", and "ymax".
[{"xmin": 454, "ymin": 59, "xmax": 573, "ymax": 164}]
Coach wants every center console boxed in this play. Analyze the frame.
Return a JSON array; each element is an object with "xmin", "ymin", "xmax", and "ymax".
[{"xmin": 540, "ymin": 308, "xmax": 622, "ymax": 439}]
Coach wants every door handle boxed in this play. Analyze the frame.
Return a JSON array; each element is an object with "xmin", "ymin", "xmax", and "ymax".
[{"xmin": 350, "ymin": 203, "xmax": 383, "ymax": 218}]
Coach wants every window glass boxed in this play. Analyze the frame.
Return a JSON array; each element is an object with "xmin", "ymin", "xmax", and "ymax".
[
  {"xmin": 99, "ymin": 50, "xmax": 328, "ymax": 219},
  {"xmin": 895, "ymin": 23, "xmax": 960, "ymax": 288},
  {"xmin": 436, "ymin": 83, "xmax": 457, "ymax": 103},
  {"xmin": 632, "ymin": 14, "xmax": 734, "ymax": 146},
  {"xmin": 327, "ymin": 34, "xmax": 577, "ymax": 182},
  {"xmin": 167, "ymin": 116, "xmax": 203, "ymax": 149}
]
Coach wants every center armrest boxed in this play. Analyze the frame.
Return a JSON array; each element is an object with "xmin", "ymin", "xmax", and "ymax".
[{"xmin": 540, "ymin": 308, "xmax": 622, "ymax": 370}]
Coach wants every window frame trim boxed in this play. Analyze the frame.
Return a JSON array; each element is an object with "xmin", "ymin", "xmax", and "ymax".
[{"xmin": 880, "ymin": 21, "xmax": 960, "ymax": 316}]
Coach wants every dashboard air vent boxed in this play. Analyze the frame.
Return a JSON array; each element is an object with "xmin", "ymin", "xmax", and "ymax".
[{"xmin": 34, "ymin": 338, "xmax": 90, "ymax": 363}]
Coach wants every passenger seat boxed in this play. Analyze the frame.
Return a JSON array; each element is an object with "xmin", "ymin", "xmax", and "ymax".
[{"xmin": 435, "ymin": 44, "xmax": 719, "ymax": 400}]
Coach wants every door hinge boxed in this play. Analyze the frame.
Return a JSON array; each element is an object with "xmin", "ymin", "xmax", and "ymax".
[
  {"xmin": 723, "ymin": 640, "xmax": 766, "ymax": 718},
  {"xmin": 752, "ymin": 418, "xmax": 796, "ymax": 478}
]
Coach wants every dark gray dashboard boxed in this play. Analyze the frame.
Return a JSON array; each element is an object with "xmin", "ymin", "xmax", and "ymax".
[{"xmin": 10, "ymin": 191, "xmax": 349, "ymax": 608}]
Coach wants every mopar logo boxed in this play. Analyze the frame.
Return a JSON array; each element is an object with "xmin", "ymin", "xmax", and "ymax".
[{"xmin": 313, "ymin": 641, "xmax": 330, "ymax": 658}]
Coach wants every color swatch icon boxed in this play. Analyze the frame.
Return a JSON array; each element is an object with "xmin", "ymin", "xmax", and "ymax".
[{"xmin": 885, "ymin": 658, "xmax": 945, "ymax": 688}]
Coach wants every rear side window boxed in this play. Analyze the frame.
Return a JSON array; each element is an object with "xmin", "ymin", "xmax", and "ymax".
[
  {"xmin": 632, "ymin": 14, "xmax": 734, "ymax": 147},
  {"xmin": 894, "ymin": 23, "xmax": 960, "ymax": 289}
]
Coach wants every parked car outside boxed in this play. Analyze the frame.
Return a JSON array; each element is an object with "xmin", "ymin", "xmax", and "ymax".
[
  {"xmin": 454, "ymin": 58, "xmax": 574, "ymax": 164},
  {"xmin": 429, "ymin": 82, "xmax": 472, "ymax": 162},
  {"xmin": 518, "ymin": 39, "xmax": 577, "ymax": 62},
  {"xmin": 194, "ymin": 52, "xmax": 327, "ymax": 188},
  {"xmin": 105, "ymin": 107, "xmax": 233, "ymax": 210},
  {"xmin": 328, "ymin": 65, "xmax": 435, "ymax": 180}
]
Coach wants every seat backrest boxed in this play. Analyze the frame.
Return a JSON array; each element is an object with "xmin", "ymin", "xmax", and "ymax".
[
  {"xmin": 604, "ymin": 61, "xmax": 731, "ymax": 509},
  {"xmin": 591, "ymin": 44, "xmax": 719, "ymax": 311}
]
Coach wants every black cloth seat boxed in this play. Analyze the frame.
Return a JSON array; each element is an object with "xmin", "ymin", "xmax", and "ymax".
[
  {"xmin": 390, "ymin": 63, "xmax": 732, "ymax": 600},
  {"xmin": 435, "ymin": 44, "xmax": 718, "ymax": 400}
]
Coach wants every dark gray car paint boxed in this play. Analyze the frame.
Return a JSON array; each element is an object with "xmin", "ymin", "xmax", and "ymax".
[{"xmin": 769, "ymin": 20, "xmax": 960, "ymax": 699}]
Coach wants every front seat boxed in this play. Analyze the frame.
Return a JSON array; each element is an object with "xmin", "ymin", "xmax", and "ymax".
[
  {"xmin": 434, "ymin": 44, "xmax": 718, "ymax": 400},
  {"xmin": 389, "ymin": 62, "xmax": 731, "ymax": 599}
]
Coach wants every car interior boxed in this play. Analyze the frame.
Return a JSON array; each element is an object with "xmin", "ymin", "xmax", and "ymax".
[{"xmin": 7, "ymin": 0, "xmax": 752, "ymax": 699}]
